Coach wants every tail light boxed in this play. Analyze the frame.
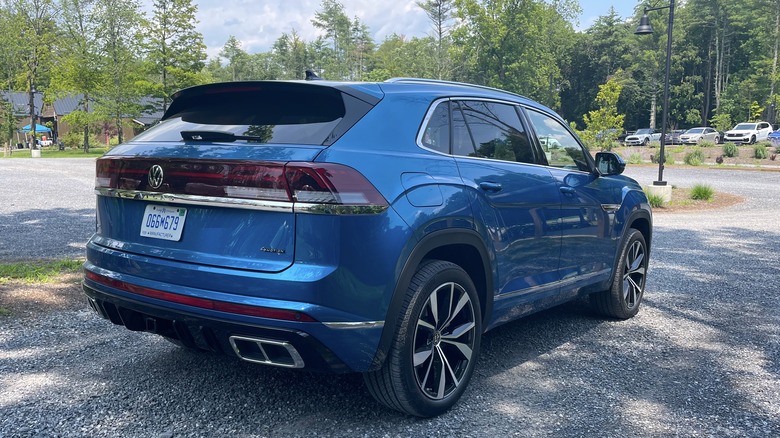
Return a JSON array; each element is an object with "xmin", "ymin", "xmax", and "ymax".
[{"xmin": 95, "ymin": 158, "xmax": 388, "ymax": 207}]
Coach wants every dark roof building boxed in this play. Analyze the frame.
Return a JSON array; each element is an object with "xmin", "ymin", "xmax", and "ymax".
[{"xmin": 0, "ymin": 91, "xmax": 44, "ymax": 117}]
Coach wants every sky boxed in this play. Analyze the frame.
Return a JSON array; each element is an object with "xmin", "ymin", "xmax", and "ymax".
[{"xmin": 144, "ymin": 1, "xmax": 641, "ymax": 59}]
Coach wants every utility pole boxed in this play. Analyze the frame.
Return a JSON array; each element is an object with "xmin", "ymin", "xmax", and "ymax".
[{"xmin": 28, "ymin": 78, "xmax": 36, "ymax": 150}]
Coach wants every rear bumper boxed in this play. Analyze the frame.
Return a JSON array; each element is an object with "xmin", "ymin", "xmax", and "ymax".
[
  {"xmin": 82, "ymin": 251, "xmax": 387, "ymax": 373},
  {"xmin": 83, "ymin": 282, "xmax": 348, "ymax": 371}
]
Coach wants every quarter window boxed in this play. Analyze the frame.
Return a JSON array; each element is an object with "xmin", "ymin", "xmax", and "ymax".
[
  {"xmin": 526, "ymin": 110, "xmax": 590, "ymax": 172},
  {"xmin": 421, "ymin": 103, "xmax": 450, "ymax": 154}
]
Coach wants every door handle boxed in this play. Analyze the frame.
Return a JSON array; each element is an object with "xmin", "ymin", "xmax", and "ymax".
[
  {"xmin": 559, "ymin": 186, "xmax": 576, "ymax": 195},
  {"xmin": 478, "ymin": 182, "xmax": 503, "ymax": 193}
]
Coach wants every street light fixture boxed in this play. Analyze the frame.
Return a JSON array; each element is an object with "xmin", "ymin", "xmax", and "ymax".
[{"xmin": 635, "ymin": 0, "xmax": 675, "ymax": 188}]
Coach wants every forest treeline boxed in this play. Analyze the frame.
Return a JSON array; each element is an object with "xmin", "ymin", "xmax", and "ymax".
[{"xmin": 2, "ymin": 0, "xmax": 779, "ymax": 149}]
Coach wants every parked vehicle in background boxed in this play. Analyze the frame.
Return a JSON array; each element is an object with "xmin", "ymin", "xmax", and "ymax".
[
  {"xmin": 680, "ymin": 127, "xmax": 720, "ymax": 145},
  {"xmin": 723, "ymin": 122, "xmax": 772, "ymax": 144},
  {"xmin": 618, "ymin": 131, "xmax": 632, "ymax": 145},
  {"xmin": 665, "ymin": 130, "xmax": 685, "ymax": 145},
  {"xmin": 82, "ymin": 78, "xmax": 652, "ymax": 418},
  {"xmin": 624, "ymin": 128, "xmax": 658, "ymax": 146},
  {"xmin": 768, "ymin": 129, "xmax": 780, "ymax": 147}
]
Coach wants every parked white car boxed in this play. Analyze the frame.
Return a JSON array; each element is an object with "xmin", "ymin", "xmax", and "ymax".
[
  {"xmin": 680, "ymin": 127, "xmax": 720, "ymax": 145},
  {"xmin": 624, "ymin": 128, "xmax": 659, "ymax": 146},
  {"xmin": 723, "ymin": 121, "xmax": 772, "ymax": 144}
]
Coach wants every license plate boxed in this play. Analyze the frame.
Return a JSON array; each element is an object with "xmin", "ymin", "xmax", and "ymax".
[{"xmin": 140, "ymin": 205, "xmax": 187, "ymax": 241}]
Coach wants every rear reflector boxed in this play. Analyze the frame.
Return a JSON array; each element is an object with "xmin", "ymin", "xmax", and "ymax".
[
  {"xmin": 95, "ymin": 158, "xmax": 387, "ymax": 207},
  {"xmin": 85, "ymin": 271, "xmax": 317, "ymax": 322}
]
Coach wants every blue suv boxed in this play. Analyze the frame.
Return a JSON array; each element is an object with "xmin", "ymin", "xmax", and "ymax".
[{"xmin": 83, "ymin": 78, "xmax": 652, "ymax": 417}]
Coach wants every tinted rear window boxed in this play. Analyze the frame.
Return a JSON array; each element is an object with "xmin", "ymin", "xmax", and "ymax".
[{"xmin": 132, "ymin": 84, "xmax": 372, "ymax": 145}]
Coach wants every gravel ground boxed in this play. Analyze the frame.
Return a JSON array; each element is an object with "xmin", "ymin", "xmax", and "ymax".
[{"xmin": 1, "ymin": 159, "xmax": 779, "ymax": 437}]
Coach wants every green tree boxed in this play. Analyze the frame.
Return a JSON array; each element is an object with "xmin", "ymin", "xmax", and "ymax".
[
  {"xmin": 93, "ymin": 0, "xmax": 144, "ymax": 145},
  {"xmin": 417, "ymin": 0, "xmax": 454, "ymax": 80},
  {"xmin": 583, "ymin": 74, "xmax": 625, "ymax": 150},
  {"xmin": 219, "ymin": 35, "xmax": 248, "ymax": 81},
  {"xmin": 142, "ymin": 0, "xmax": 207, "ymax": 111},
  {"xmin": 311, "ymin": 0, "xmax": 352, "ymax": 79},
  {"xmin": 272, "ymin": 31, "xmax": 308, "ymax": 80},
  {"xmin": 50, "ymin": 0, "xmax": 101, "ymax": 152},
  {"xmin": 451, "ymin": 0, "xmax": 578, "ymax": 109},
  {"xmin": 5, "ymin": 0, "xmax": 57, "ymax": 148}
]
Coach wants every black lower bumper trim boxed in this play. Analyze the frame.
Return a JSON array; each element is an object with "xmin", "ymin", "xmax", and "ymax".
[{"xmin": 83, "ymin": 283, "xmax": 350, "ymax": 373}]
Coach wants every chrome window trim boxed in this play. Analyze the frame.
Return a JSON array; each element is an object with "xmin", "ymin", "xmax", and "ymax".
[
  {"xmin": 322, "ymin": 321, "xmax": 385, "ymax": 329},
  {"xmin": 96, "ymin": 188, "xmax": 388, "ymax": 215}
]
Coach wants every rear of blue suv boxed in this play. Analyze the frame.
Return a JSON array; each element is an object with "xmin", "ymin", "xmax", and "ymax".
[{"xmin": 83, "ymin": 79, "xmax": 652, "ymax": 417}]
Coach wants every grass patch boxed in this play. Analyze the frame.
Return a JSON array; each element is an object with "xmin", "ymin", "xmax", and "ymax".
[
  {"xmin": 0, "ymin": 259, "xmax": 83, "ymax": 285},
  {"xmin": 690, "ymin": 184, "xmax": 715, "ymax": 201},
  {"xmin": 628, "ymin": 153, "xmax": 642, "ymax": 164},
  {"xmin": 2, "ymin": 147, "xmax": 107, "ymax": 158},
  {"xmin": 644, "ymin": 188, "xmax": 666, "ymax": 208}
]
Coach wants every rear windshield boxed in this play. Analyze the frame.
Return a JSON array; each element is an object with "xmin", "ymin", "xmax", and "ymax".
[{"xmin": 132, "ymin": 83, "xmax": 372, "ymax": 145}]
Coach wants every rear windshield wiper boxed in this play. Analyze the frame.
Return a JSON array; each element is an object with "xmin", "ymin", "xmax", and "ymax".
[{"xmin": 181, "ymin": 131, "xmax": 265, "ymax": 142}]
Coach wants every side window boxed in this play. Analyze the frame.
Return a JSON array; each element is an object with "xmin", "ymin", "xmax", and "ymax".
[
  {"xmin": 452, "ymin": 102, "xmax": 476, "ymax": 157},
  {"xmin": 455, "ymin": 100, "xmax": 537, "ymax": 164},
  {"xmin": 525, "ymin": 109, "xmax": 590, "ymax": 172},
  {"xmin": 420, "ymin": 102, "xmax": 450, "ymax": 154}
]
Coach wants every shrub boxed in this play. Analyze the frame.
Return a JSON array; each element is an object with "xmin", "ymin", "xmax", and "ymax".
[
  {"xmin": 723, "ymin": 142, "xmax": 738, "ymax": 157},
  {"xmin": 628, "ymin": 153, "xmax": 642, "ymax": 164},
  {"xmin": 699, "ymin": 140, "xmax": 716, "ymax": 148},
  {"xmin": 684, "ymin": 148, "xmax": 705, "ymax": 166},
  {"xmin": 753, "ymin": 144, "xmax": 768, "ymax": 159},
  {"xmin": 690, "ymin": 184, "xmax": 714, "ymax": 201},
  {"xmin": 644, "ymin": 189, "xmax": 665, "ymax": 208},
  {"xmin": 653, "ymin": 149, "xmax": 675, "ymax": 165},
  {"xmin": 648, "ymin": 141, "xmax": 660, "ymax": 148}
]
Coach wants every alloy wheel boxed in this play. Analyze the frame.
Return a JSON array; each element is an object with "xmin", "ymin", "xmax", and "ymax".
[
  {"xmin": 413, "ymin": 281, "xmax": 476, "ymax": 400},
  {"xmin": 622, "ymin": 240, "xmax": 646, "ymax": 310}
]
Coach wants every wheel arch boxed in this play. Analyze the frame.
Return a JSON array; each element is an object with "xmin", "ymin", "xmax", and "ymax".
[
  {"xmin": 626, "ymin": 208, "xmax": 653, "ymax": 254},
  {"xmin": 368, "ymin": 228, "xmax": 493, "ymax": 370}
]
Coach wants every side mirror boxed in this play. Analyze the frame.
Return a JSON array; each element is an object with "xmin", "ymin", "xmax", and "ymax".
[{"xmin": 595, "ymin": 151, "xmax": 626, "ymax": 176}]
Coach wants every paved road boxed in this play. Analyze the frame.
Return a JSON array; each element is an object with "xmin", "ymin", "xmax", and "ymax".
[
  {"xmin": 0, "ymin": 158, "xmax": 95, "ymax": 261},
  {"xmin": 0, "ymin": 158, "xmax": 778, "ymax": 436}
]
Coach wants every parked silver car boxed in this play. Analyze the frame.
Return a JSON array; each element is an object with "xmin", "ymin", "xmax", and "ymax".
[{"xmin": 680, "ymin": 127, "xmax": 720, "ymax": 145}]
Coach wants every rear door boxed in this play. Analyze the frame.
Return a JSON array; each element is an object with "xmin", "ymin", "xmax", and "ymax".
[{"xmin": 444, "ymin": 100, "xmax": 563, "ymax": 300}]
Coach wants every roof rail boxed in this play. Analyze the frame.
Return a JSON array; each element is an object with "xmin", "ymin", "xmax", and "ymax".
[{"xmin": 384, "ymin": 77, "xmax": 530, "ymax": 101}]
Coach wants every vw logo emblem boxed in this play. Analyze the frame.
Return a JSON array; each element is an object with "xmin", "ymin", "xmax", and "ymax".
[{"xmin": 148, "ymin": 165, "xmax": 164, "ymax": 189}]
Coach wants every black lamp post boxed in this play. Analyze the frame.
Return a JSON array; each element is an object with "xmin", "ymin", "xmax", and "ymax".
[{"xmin": 635, "ymin": 0, "xmax": 675, "ymax": 186}]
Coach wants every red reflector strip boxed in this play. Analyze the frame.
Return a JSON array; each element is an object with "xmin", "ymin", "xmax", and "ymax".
[{"xmin": 85, "ymin": 271, "xmax": 316, "ymax": 322}]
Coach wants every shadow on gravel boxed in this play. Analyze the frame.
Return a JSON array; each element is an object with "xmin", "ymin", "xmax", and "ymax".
[
  {"xmin": 1, "ymin": 226, "xmax": 779, "ymax": 436},
  {"xmin": 0, "ymin": 208, "xmax": 93, "ymax": 261}
]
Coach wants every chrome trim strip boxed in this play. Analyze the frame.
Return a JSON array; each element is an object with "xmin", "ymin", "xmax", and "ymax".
[
  {"xmin": 495, "ymin": 269, "xmax": 611, "ymax": 301},
  {"xmin": 95, "ymin": 188, "xmax": 388, "ymax": 215},
  {"xmin": 601, "ymin": 204, "xmax": 621, "ymax": 213},
  {"xmin": 322, "ymin": 321, "xmax": 385, "ymax": 330}
]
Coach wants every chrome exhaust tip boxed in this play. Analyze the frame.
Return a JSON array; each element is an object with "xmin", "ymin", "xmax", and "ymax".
[{"xmin": 228, "ymin": 335, "xmax": 305, "ymax": 369}]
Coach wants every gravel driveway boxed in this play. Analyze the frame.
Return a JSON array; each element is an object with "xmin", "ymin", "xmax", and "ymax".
[{"xmin": 1, "ymin": 158, "xmax": 778, "ymax": 437}]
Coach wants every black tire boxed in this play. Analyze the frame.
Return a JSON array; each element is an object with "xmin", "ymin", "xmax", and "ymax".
[
  {"xmin": 364, "ymin": 260, "xmax": 482, "ymax": 417},
  {"xmin": 592, "ymin": 229, "xmax": 648, "ymax": 319},
  {"xmin": 643, "ymin": 137, "xmax": 650, "ymax": 146},
  {"xmin": 714, "ymin": 136, "xmax": 720, "ymax": 144},
  {"xmin": 750, "ymin": 135, "xmax": 756, "ymax": 145}
]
